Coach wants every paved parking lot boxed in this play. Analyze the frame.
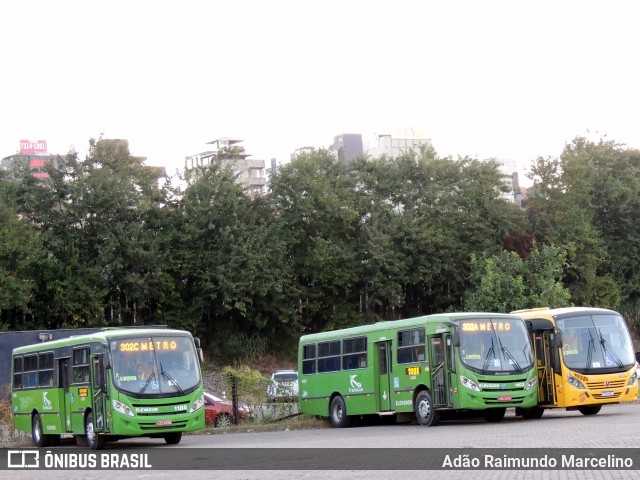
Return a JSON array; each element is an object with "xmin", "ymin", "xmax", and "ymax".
[{"xmin": 5, "ymin": 401, "xmax": 640, "ymax": 480}]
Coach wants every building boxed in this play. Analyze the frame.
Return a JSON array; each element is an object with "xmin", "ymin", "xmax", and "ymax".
[
  {"xmin": 494, "ymin": 159, "xmax": 522, "ymax": 206},
  {"xmin": 2, "ymin": 139, "xmax": 164, "ymax": 185},
  {"xmin": 1, "ymin": 153, "xmax": 55, "ymax": 180},
  {"xmin": 289, "ymin": 146, "xmax": 315, "ymax": 162},
  {"xmin": 185, "ymin": 138, "xmax": 266, "ymax": 196},
  {"xmin": 331, "ymin": 134, "xmax": 363, "ymax": 166},
  {"xmin": 1, "ymin": 139, "xmax": 54, "ymax": 180},
  {"xmin": 363, "ymin": 133, "xmax": 432, "ymax": 159}
]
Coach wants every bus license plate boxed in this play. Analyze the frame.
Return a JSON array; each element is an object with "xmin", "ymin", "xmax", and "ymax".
[
  {"xmin": 498, "ymin": 395, "xmax": 512, "ymax": 401},
  {"xmin": 156, "ymin": 420, "xmax": 172, "ymax": 426},
  {"xmin": 601, "ymin": 390, "xmax": 614, "ymax": 397}
]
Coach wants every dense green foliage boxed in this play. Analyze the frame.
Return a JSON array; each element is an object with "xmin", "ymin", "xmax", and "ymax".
[{"xmin": 1, "ymin": 136, "xmax": 639, "ymax": 355}]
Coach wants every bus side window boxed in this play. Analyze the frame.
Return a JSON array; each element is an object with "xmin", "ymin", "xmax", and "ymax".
[
  {"xmin": 13, "ymin": 357, "xmax": 23, "ymax": 389},
  {"xmin": 72, "ymin": 348, "xmax": 90, "ymax": 384},
  {"xmin": 38, "ymin": 352, "xmax": 54, "ymax": 387},
  {"xmin": 23, "ymin": 355, "xmax": 38, "ymax": 388},
  {"xmin": 302, "ymin": 344, "xmax": 317, "ymax": 375}
]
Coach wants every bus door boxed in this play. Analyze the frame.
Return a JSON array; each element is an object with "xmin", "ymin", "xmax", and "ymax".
[
  {"xmin": 58, "ymin": 358, "xmax": 71, "ymax": 432},
  {"xmin": 526, "ymin": 319, "xmax": 558, "ymax": 406},
  {"xmin": 90, "ymin": 355, "xmax": 108, "ymax": 433},
  {"xmin": 375, "ymin": 341, "xmax": 393, "ymax": 412},
  {"xmin": 429, "ymin": 334, "xmax": 453, "ymax": 408}
]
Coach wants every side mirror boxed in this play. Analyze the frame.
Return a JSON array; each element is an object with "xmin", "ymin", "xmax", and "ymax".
[
  {"xmin": 552, "ymin": 331, "xmax": 563, "ymax": 349},
  {"xmin": 452, "ymin": 330, "xmax": 460, "ymax": 347},
  {"xmin": 197, "ymin": 347, "xmax": 204, "ymax": 364}
]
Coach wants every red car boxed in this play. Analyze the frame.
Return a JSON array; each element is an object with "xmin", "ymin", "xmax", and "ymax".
[{"xmin": 204, "ymin": 392, "xmax": 252, "ymax": 428}]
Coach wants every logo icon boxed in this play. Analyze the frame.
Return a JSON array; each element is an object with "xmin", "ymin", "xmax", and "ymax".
[
  {"xmin": 42, "ymin": 392, "xmax": 52, "ymax": 409},
  {"xmin": 7, "ymin": 450, "xmax": 40, "ymax": 469},
  {"xmin": 348, "ymin": 375, "xmax": 363, "ymax": 393}
]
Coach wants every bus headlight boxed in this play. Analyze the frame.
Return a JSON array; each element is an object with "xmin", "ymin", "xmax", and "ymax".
[
  {"xmin": 524, "ymin": 376, "xmax": 538, "ymax": 391},
  {"xmin": 112, "ymin": 400, "xmax": 134, "ymax": 417},
  {"xmin": 460, "ymin": 375, "xmax": 480, "ymax": 392},
  {"xmin": 189, "ymin": 395, "xmax": 205, "ymax": 413},
  {"xmin": 567, "ymin": 373, "xmax": 585, "ymax": 389},
  {"xmin": 629, "ymin": 372, "xmax": 637, "ymax": 385}
]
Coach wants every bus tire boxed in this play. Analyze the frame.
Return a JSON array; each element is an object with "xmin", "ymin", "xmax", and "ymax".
[
  {"xmin": 414, "ymin": 390, "xmax": 439, "ymax": 426},
  {"xmin": 521, "ymin": 407, "xmax": 544, "ymax": 420},
  {"xmin": 32, "ymin": 413, "xmax": 51, "ymax": 448},
  {"xmin": 484, "ymin": 408, "xmax": 506, "ymax": 423},
  {"xmin": 578, "ymin": 405, "xmax": 601, "ymax": 416},
  {"xmin": 85, "ymin": 412, "xmax": 106, "ymax": 450},
  {"xmin": 329, "ymin": 396, "xmax": 351, "ymax": 428},
  {"xmin": 164, "ymin": 432, "xmax": 183, "ymax": 445}
]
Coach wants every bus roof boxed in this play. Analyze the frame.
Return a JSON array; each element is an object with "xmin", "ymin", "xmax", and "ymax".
[
  {"xmin": 511, "ymin": 307, "xmax": 619, "ymax": 319},
  {"xmin": 12, "ymin": 328, "xmax": 193, "ymax": 355},
  {"xmin": 299, "ymin": 312, "xmax": 522, "ymax": 343}
]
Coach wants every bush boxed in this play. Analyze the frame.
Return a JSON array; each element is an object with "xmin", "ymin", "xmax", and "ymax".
[{"xmin": 223, "ymin": 365, "xmax": 270, "ymax": 405}]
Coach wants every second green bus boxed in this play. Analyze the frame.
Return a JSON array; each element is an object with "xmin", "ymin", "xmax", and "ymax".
[{"xmin": 298, "ymin": 313, "xmax": 538, "ymax": 427}]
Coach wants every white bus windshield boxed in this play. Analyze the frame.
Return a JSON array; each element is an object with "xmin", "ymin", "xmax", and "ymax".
[
  {"xmin": 557, "ymin": 314, "xmax": 635, "ymax": 371},
  {"xmin": 110, "ymin": 336, "xmax": 200, "ymax": 396},
  {"xmin": 458, "ymin": 319, "xmax": 534, "ymax": 373}
]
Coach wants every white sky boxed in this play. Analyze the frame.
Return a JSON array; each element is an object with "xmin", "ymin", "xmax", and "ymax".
[{"xmin": 1, "ymin": 1, "xmax": 639, "ymax": 184}]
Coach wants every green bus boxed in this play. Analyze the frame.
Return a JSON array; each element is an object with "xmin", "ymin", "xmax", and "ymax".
[
  {"xmin": 298, "ymin": 313, "xmax": 538, "ymax": 427},
  {"xmin": 11, "ymin": 328, "xmax": 205, "ymax": 449}
]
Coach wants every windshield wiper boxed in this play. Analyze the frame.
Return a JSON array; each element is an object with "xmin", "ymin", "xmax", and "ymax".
[
  {"xmin": 597, "ymin": 328, "xmax": 624, "ymax": 368},
  {"xmin": 498, "ymin": 337, "xmax": 521, "ymax": 372},
  {"xmin": 160, "ymin": 362, "xmax": 184, "ymax": 394},
  {"xmin": 585, "ymin": 329, "xmax": 595, "ymax": 371},
  {"xmin": 138, "ymin": 370, "xmax": 156, "ymax": 395},
  {"xmin": 482, "ymin": 338, "xmax": 496, "ymax": 373}
]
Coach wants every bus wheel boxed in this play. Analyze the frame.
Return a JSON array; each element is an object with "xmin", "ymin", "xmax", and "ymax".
[
  {"xmin": 578, "ymin": 405, "xmax": 602, "ymax": 416},
  {"xmin": 521, "ymin": 407, "xmax": 544, "ymax": 420},
  {"xmin": 484, "ymin": 408, "xmax": 506, "ymax": 423},
  {"xmin": 329, "ymin": 396, "xmax": 351, "ymax": 428},
  {"xmin": 415, "ymin": 391, "xmax": 439, "ymax": 426},
  {"xmin": 85, "ymin": 412, "xmax": 106, "ymax": 450},
  {"xmin": 164, "ymin": 432, "xmax": 183, "ymax": 445},
  {"xmin": 32, "ymin": 413, "xmax": 51, "ymax": 448}
]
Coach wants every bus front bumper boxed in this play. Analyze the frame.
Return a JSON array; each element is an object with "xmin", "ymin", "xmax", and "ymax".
[
  {"xmin": 458, "ymin": 387, "xmax": 538, "ymax": 410},
  {"xmin": 110, "ymin": 410, "xmax": 205, "ymax": 436}
]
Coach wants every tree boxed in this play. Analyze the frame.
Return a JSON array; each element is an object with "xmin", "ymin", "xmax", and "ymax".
[
  {"xmin": 172, "ymin": 162, "xmax": 300, "ymax": 356},
  {"xmin": 464, "ymin": 244, "xmax": 571, "ymax": 312},
  {"xmin": 11, "ymin": 138, "xmax": 177, "ymax": 328},
  {"xmin": 526, "ymin": 136, "xmax": 639, "ymax": 306},
  {"xmin": 269, "ymin": 149, "xmax": 362, "ymax": 332},
  {"xmin": 352, "ymin": 151, "xmax": 527, "ymax": 315},
  {"xmin": 0, "ymin": 174, "xmax": 44, "ymax": 328}
]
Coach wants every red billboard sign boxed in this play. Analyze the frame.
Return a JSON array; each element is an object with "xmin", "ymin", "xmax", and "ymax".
[{"xmin": 20, "ymin": 140, "xmax": 48, "ymax": 154}]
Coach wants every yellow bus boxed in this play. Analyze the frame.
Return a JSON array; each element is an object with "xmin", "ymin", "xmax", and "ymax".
[{"xmin": 512, "ymin": 307, "xmax": 637, "ymax": 419}]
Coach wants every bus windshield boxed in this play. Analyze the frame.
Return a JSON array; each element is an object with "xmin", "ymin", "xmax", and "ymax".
[
  {"xmin": 557, "ymin": 314, "xmax": 635, "ymax": 371},
  {"xmin": 458, "ymin": 319, "xmax": 534, "ymax": 373},
  {"xmin": 110, "ymin": 336, "xmax": 200, "ymax": 396}
]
